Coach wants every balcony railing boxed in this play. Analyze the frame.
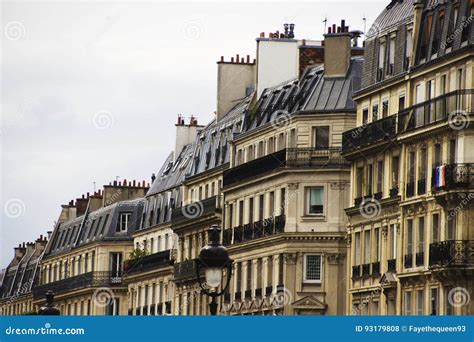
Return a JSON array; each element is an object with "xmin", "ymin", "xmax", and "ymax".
[
  {"xmin": 387, "ymin": 259, "xmax": 396, "ymax": 272},
  {"xmin": 352, "ymin": 265, "xmax": 361, "ymax": 278},
  {"xmin": 429, "ymin": 240, "xmax": 474, "ymax": 268},
  {"xmin": 404, "ymin": 254, "xmax": 413, "ymax": 268},
  {"xmin": 223, "ymin": 148, "xmax": 349, "ymax": 187},
  {"xmin": 432, "ymin": 164, "xmax": 474, "ymax": 191},
  {"xmin": 389, "ymin": 186, "xmax": 399, "ymax": 198},
  {"xmin": 343, "ymin": 90, "xmax": 474, "ymax": 154},
  {"xmin": 124, "ymin": 250, "xmax": 172, "ymax": 275},
  {"xmin": 343, "ymin": 115, "xmax": 397, "ymax": 154},
  {"xmin": 171, "ymin": 196, "xmax": 222, "ymax": 226},
  {"xmin": 33, "ymin": 271, "xmax": 123, "ymax": 298},
  {"xmin": 265, "ymin": 286, "xmax": 273, "ymax": 296},
  {"xmin": 173, "ymin": 259, "xmax": 199, "ymax": 283},
  {"xmin": 234, "ymin": 291, "xmax": 242, "ymax": 301},
  {"xmin": 244, "ymin": 290, "xmax": 252, "ymax": 300},
  {"xmin": 225, "ymin": 215, "xmax": 286, "ymax": 246}
]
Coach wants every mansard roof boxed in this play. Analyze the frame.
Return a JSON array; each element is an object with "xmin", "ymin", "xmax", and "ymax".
[{"xmin": 46, "ymin": 198, "xmax": 145, "ymax": 257}]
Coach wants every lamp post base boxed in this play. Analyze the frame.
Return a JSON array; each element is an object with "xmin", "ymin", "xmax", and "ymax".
[{"xmin": 209, "ymin": 297, "xmax": 218, "ymax": 316}]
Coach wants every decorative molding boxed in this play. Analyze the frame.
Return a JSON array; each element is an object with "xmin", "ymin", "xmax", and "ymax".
[{"xmin": 284, "ymin": 253, "xmax": 298, "ymax": 265}]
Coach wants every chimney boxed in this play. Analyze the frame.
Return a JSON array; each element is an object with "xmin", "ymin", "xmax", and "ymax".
[
  {"xmin": 151, "ymin": 173, "xmax": 156, "ymax": 183},
  {"xmin": 175, "ymin": 117, "xmax": 203, "ymax": 159},
  {"xmin": 14, "ymin": 244, "xmax": 26, "ymax": 260},
  {"xmin": 216, "ymin": 55, "xmax": 256, "ymax": 120},
  {"xmin": 26, "ymin": 242, "xmax": 35, "ymax": 254},
  {"xmin": 323, "ymin": 19, "xmax": 352, "ymax": 78},
  {"xmin": 35, "ymin": 236, "xmax": 48, "ymax": 251},
  {"xmin": 75, "ymin": 196, "xmax": 88, "ymax": 216}
]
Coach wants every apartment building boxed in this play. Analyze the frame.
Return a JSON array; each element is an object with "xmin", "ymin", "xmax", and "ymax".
[
  {"xmin": 0, "ymin": 235, "xmax": 48, "ymax": 315},
  {"xmin": 220, "ymin": 23, "xmax": 363, "ymax": 315},
  {"xmin": 343, "ymin": 0, "xmax": 473, "ymax": 315},
  {"xmin": 32, "ymin": 181, "xmax": 148, "ymax": 315}
]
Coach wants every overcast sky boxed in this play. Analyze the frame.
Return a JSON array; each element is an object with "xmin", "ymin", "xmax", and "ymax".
[{"xmin": 0, "ymin": 0, "xmax": 385, "ymax": 267}]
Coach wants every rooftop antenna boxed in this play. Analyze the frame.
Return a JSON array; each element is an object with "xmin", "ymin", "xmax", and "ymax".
[
  {"xmin": 323, "ymin": 16, "xmax": 328, "ymax": 34},
  {"xmin": 93, "ymin": 181, "xmax": 96, "ymax": 191}
]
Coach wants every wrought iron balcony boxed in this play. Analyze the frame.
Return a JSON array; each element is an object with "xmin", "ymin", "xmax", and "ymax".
[
  {"xmin": 173, "ymin": 259, "xmax": 199, "ymax": 283},
  {"xmin": 362, "ymin": 264, "xmax": 371, "ymax": 277},
  {"xmin": 255, "ymin": 288, "xmax": 262, "ymax": 298},
  {"xmin": 389, "ymin": 186, "xmax": 399, "ymax": 198},
  {"xmin": 124, "ymin": 250, "xmax": 172, "ymax": 275},
  {"xmin": 429, "ymin": 240, "xmax": 474, "ymax": 268},
  {"xmin": 171, "ymin": 196, "xmax": 222, "ymax": 226},
  {"xmin": 371, "ymin": 262, "xmax": 380, "ymax": 276},
  {"xmin": 33, "ymin": 271, "xmax": 123, "ymax": 298},
  {"xmin": 343, "ymin": 90, "xmax": 474, "ymax": 154},
  {"xmin": 228, "ymin": 215, "xmax": 286, "ymax": 245},
  {"xmin": 404, "ymin": 254, "xmax": 413, "ymax": 268},
  {"xmin": 244, "ymin": 290, "xmax": 252, "ymax": 300},
  {"xmin": 416, "ymin": 252, "xmax": 425, "ymax": 266},
  {"xmin": 265, "ymin": 286, "xmax": 273, "ymax": 296},
  {"xmin": 224, "ymin": 148, "xmax": 349, "ymax": 187},
  {"xmin": 234, "ymin": 291, "xmax": 242, "ymax": 301},
  {"xmin": 343, "ymin": 115, "xmax": 397, "ymax": 154},
  {"xmin": 352, "ymin": 265, "xmax": 361, "ymax": 278},
  {"xmin": 406, "ymin": 182, "xmax": 415, "ymax": 197},
  {"xmin": 387, "ymin": 259, "xmax": 396, "ymax": 272},
  {"xmin": 417, "ymin": 179, "xmax": 426, "ymax": 195},
  {"xmin": 432, "ymin": 164, "xmax": 474, "ymax": 191}
]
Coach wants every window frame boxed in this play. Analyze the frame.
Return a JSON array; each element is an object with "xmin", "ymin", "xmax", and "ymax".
[
  {"xmin": 303, "ymin": 254, "xmax": 323, "ymax": 284},
  {"xmin": 305, "ymin": 186, "xmax": 325, "ymax": 216}
]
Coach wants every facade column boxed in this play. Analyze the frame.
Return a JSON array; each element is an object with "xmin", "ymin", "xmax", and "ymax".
[
  {"xmin": 272, "ymin": 254, "xmax": 280, "ymax": 291},
  {"xmin": 275, "ymin": 188, "xmax": 282, "ymax": 216},
  {"xmin": 262, "ymin": 257, "xmax": 269, "ymax": 291},
  {"xmin": 286, "ymin": 183, "xmax": 298, "ymax": 232},
  {"xmin": 252, "ymin": 259, "xmax": 259, "ymax": 296}
]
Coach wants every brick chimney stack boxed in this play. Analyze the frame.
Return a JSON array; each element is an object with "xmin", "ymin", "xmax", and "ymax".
[{"xmin": 323, "ymin": 19, "xmax": 353, "ymax": 78}]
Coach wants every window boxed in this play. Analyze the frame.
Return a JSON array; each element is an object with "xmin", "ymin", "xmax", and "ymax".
[
  {"xmin": 432, "ymin": 213, "xmax": 440, "ymax": 243},
  {"xmin": 107, "ymin": 298, "xmax": 120, "ymax": 316},
  {"xmin": 376, "ymin": 160, "xmax": 383, "ymax": 194},
  {"xmin": 406, "ymin": 219, "xmax": 414, "ymax": 255},
  {"xmin": 372, "ymin": 103, "xmax": 379, "ymax": 122},
  {"xmin": 391, "ymin": 155, "xmax": 399, "ymax": 188},
  {"xmin": 434, "ymin": 144, "xmax": 442, "ymax": 167},
  {"xmin": 259, "ymin": 194, "xmax": 264, "ymax": 220},
  {"xmin": 362, "ymin": 108, "xmax": 369, "ymax": 124},
  {"xmin": 307, "ymin": 188, "xmax": 324, "ymax": 215},
  {"xmin": 408, "ymin": 151, "xmax": 416, "ymax": 184},
  {"xmin": 354, "ymin": 232, "xmax": 361, "ymax": 265},
  {"xmin": 314, "ymin": 126, "xmax": 329, "ymax": 149},
  {"xmin": 418, "ymin": 217, "xmax": 425, "ymax": 253},
  {"xmin": 447, "ymin": 214, "xmax": 456, "ymax": 240},
  {"xmin": 356, "ymin": 166, "xmax": 364, "ymax": 197},
  {"xmin": 364, "ymin": 230, "xmax": 371, "ymax": 264},
  {"xmin": 390, "ymin": 224, "xmax": 397, "ymax": 259},
  {"xmin": 405, "ymin": 29, "xmax": 413, "ymax": 68},
  {"xmin": 269, "ymin": 191, "xmax": 275, "ymax": 216},
  {"xmin": 249, "ymin": 197, "xmax": 254, "ymax": 224},
  {"xmin": 304, "ymin": 254, "xmax": 322, "ymax": 283},
  {"xmin": 375, "ymin": 228, "xmax": 381, "ymax": 261},
  {"xmin": 416, "ymin": 290, "xmax": 424, "ymax": 315},
  {"xmin": 449, "ymin": 139, "xmax": 456, "ymax": 164},
  {"xmin": 382, "ymin": 100, "xmax": 389, "ymax": 118},
  {"xmin": 404, "ymin": 291, "xmax": 412, "ymax": 315},
  {"xmin": 117, "ymin": 213, "xmax": 131, "ymax": 232},
  {"xmin": 289, "ymin": 129, "xmax": 296, "ymax": 148},
  {"xmin": 398, "ymin": 95, "xmax": 405, "ymax": 111},
  {"xmin": 431, "ymin": 288, "xmax": 439, "ymax": 315},
  {"xmin": 378, "ymin": 42, "xmax": 386, "ymax": 79},
  {"xmin": 388, "ymin": 36, "xmax": 395, "ymax": 74},
  {"xmin": 238, "ymin": 200, "xmax": 244, "ymax": 226},
  {"xmin": 366, "ymin": 164, "xmax": 373, "ymax": 195},
  {"xmin": 110, "ymin": 253, "xmax": 123, "ymax": 278}
]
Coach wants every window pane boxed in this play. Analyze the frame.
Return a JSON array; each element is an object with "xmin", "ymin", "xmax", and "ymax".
[
  {"xmin": 305, "ymin": 255, "xmax": 321, "ymax": 281},
  {"xmin": 315, "ymin": 126, "xmax": 329, "ymax": 149},
  {"xmin": 309, "ymin": 188, "xmax": 323, "ymax": 214}
]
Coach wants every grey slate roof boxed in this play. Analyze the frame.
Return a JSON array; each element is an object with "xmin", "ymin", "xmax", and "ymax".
[
  {"xmin": 242, "ymin": 58, "xmax": 363, "ymax": 133},
  {"xmin": 366, "ymin": 0, "xmax": 415, "ymax": 40},
  {"xmin": 46, "ymin": 198, "xmax": 145, "ymax": 257}
]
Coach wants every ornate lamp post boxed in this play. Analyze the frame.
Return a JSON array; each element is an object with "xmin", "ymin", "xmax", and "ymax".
[
  {"xmin": 38, "ymin": 290, "xmax": 60, "ymax": 315},
  {"xmin": 196, "ymin": 225, "xmax": 232, "ymax": 316}
]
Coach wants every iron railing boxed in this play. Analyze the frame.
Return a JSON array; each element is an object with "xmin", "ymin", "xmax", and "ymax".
[
  {"xmin": 33, "ymin": 271, "xmax": 123, "ymax": 298},
  {"xmin": 429, "ymin": 240, "xmax": 474, "ymax": 268},
  {"xmin": 124, "ymin": 250, "xmax": 172, "ymax": 275},
  {"xmin": 173, "ymin": 259, "xmax": 199, "ymax": 283},
  {"xmin": 225, "ymin": 215, "xmax": 286, "ymax": 246},
  {"xmin": 343, "ymin": 90, "xmax": 474, "ymax": 154},
  {"xmin": 432, "ymin": 164, "xmax": 474, "ymax": 191},
  {"xmin": 224, "ymin": 148, "xmax": 349, "ymax": 187}
]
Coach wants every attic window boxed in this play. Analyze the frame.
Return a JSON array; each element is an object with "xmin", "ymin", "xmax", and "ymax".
[
  {"xmin": 162, "ymin": 162, "xmax": 173, "ymax": 176},
  {"xmin": 117, "ymin": 212, "xmax": 131, "ymax": 232}
]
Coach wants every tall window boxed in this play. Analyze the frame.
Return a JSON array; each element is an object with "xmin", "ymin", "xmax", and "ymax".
[
  {"xmin": 406, "ymin": 219, "xmax": 414, "ymax": 256},
  {"xmin": 434, "ymin": 144, "xmax": 442, "ymax": 167},
  {"xmin": 390, "ymin": 224, "xmax": 397, "ymax": 259},
  {"xmin": 304, "ymin": 254, "xmax": 322, "ymax": 283},
  {"xmin": 398, "ymin": 94, "xmax": 406, "ymax": 111},
  {"xmin": 405, "ymin": 28, "xmax": 413, "ymax": 68},
  {"xmin": 307, "ymin": 188, "xmax": 324, "ymax": 215},
  {"xmin": 372, "ymin": 103, "xmax": 379, "ymax": 122},
  {"xmin": 118, "ymin": 212, "xmax": 131, "ymax": 232},
  {"xmin": 269, "ymin": 191, "xmax": 275, "ymax": 216},
  {"xmin": 376, "ymin": 160, "xmax": 383, "ymax": 194},
  {"xmin": 314, "ymin": 126, "xmax": 329, "ymax": 149},
  {"xmin": 362, "ymin": 108, "xmax": 369, "ymax": 124},
  {"xmin": 110, "ymin": 252, "xmax": 123, "ymax": 278},
  {"xmin": 404, "ymin": 291, "xmax": 412, "ymax": 315},
  {"xmin": 419, "ymin": 148, "xmax": 427, "ymax": 182},
  {"xmin": 432, "ymin": 213, "xmax": 440, "ymax": 243},
  {"xmin": 382, "ymin": 100, "xmax": 389, "ymax": 118},
  {"xmin": 408, "ymin": 151, "xmax": 416, "ymax": 184},
  {"xmin": 449, "ymin": 139, "xmax": 456, "ymax": 164},
  {"xmin": 249, "ymin": 198, "xmax": 254, "ymax": 224},
  {"xmin": 418, "ymin": 217, "xmax": 425, "ymax": 254},
  {"xmin": 416, "ymin": 290, "xmax": 424, "ymax": 315},
  {"xmin": 388, "ymin": 36, "xmax": 395, "ymax": 74},
  {"xmin": 354, "ymin": 232, "xmax": 361, "ymax": 265},
  {"xmin": 391, "ymin": 156, "xmax": 400, "ymax": 189},
  {"xmin": 364, "ymin": 230, "xmax": 371, "ymax": 264},
  {"xmin": 367, "ymin": 164, "xmax": 373, "ymax": 195},
  {"xmin": 238, "ymin": 200, "xmax": 244, "ymax": 226},
  {"xmin": 447, "ymin": 214, "xmax": 456, "ymax": 240},
  {"xmin": 378, "ymin": 42, "xmax": 386, "ymax": 78},
  {"xmin": 259, "ymin": 195, "xmax": 264, "ymax": 220},
  {"xmin": 431, "ymin": 288, "xmax": 439, "ymax": 315}
]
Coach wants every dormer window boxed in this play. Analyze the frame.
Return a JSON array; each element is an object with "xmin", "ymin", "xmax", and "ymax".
[
  {"xmin": 377, "ymin": 40, "xmax": 386, "ymax": 81},
  {"xmin": 388, "ymin": 35, "xmax": 396, "ymax": 75},
  {"xmin": 405, "ymin": 27, "xmax": 413, "ymax": 69},
  {"xmin": 117, "ymin": 212, "xmax": 131, "ymax": 232}
]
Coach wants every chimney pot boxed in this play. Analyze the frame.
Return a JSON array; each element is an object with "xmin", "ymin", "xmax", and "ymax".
[
  {"xmin": 260, "ymin": 32, "xmax": 265, "ymax": 38},
  {"xmin": 87, "ymin": 192, "xmax": 90, "ymax": 198},
  {"xmin": 328, "ymin": 27, "xmax": 332, "ymax": 34},
  {"xmin": 231, "ymin": 57, "xmax": 234, "ymax": 63},
  {"xmin": 332, "ymin": 24, "xmax": 336, "ymax": 33},
  {"xmin": 236, "ymin": 54, "xmax": 240, "ymax": 63},
  {"xmin": 220, "ymin": 56, "xmax": 224, "ymax": 62},
  {"xmin": 133, "ymin": 180, "xmax": 136, "ymax": 187},
  {"xmin": 246, "ymin": 55, "xmax": 250, "ymax": 63},
  {"xmin": 142, "ymin": 180, "xmax": 146, "ymax": 187}
]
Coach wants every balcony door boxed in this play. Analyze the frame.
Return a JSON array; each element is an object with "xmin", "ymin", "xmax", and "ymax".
[{"xmin": 110, "ymin": 252, "xmax": 123, "ymax": 282}]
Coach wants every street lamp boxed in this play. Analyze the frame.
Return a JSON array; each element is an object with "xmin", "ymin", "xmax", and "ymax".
[{"xmin": 196, "ymin": 225, "xmax": 232, "ymax": 316}]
